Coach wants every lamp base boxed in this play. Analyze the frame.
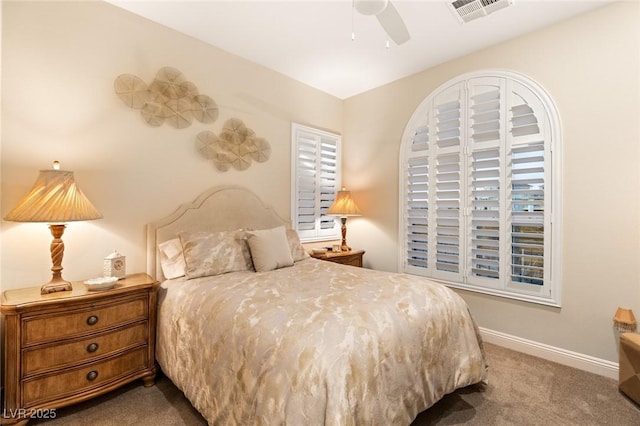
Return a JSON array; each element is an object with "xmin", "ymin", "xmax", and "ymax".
[
  {"xmin": 41, "ymin": 224, "xmax": 73, "ymax": 295},
  {"xmin": 41, "ymin": 278, "xmax": 72, "ymax": 294},
  {"xmin": 340, "ymin": 217, "xmax": 351, "ymax": 252}
]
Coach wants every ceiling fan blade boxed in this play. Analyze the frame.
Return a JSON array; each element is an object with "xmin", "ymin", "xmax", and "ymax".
[
  {"xmin": 376, "ymin": 1, "xmax": 410, "ymax": 45},
  {"xmin": 354, "ymin": 0, "xmax": 389, "ymax": 16}
]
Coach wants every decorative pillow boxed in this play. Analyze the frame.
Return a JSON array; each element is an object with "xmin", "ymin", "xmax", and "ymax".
[
  {"xmin": 158, "ymin": 238, "xmax": 186, "ymax": 279},
  {"xmin": 286, "ymin": 228, "xmax": 309, "ymax": 262},
  {"xmin": 179, "ymin": 229, "xmax": 253, "ymax": 279},
  {"xmin": 246, "ymin": 226, "xmax": 294, "ymax": 272}
]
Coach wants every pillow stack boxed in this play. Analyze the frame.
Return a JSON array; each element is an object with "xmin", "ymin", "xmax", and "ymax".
[{"xmin": 158, "ymin": 226, "xmax": 309, "ymax": 280}]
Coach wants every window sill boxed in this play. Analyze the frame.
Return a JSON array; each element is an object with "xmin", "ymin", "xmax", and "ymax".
[{"xmin": 437, "ymin": 279, "xmax": 562, "ymax": 308}]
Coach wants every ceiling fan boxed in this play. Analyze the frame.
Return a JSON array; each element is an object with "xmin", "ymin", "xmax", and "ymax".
[{"xmin": 354, "ymin": 0, "xmax": 411, "ymax": 45}]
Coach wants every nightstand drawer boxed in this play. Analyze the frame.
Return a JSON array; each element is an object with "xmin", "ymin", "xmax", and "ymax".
[
  {"xmin": 22, "ymin": 322, "xmax": 148, "ymax": 376},
  {"xmin": 337, "ymin": 254, "xmax": 363, "ymax": 267},
  {"xmin": 22, "ymin": 346, "xmax": 148, "ymax": 407},
  {"xmin": 22, "ymin": 295, "xmax": 148, "ymax": 346}
]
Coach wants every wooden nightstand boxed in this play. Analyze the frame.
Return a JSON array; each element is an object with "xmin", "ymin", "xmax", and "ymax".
[
  {"xmin": 310, "ymin": 249, "xmax": 365, "ymax": 267},
  {"xmin": 1, "ymin": 273, "xmax": 159, "ymax": 425}
]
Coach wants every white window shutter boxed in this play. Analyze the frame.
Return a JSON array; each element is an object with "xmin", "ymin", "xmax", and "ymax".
[
  {"xmin": 399, "ymin": 70, "xmax": 561, "ymax": 307},
  {"xmin": 318, "ymin": 136, "xmax": 339, "ymax": 233},
  {"xmin": 432, "ymin": 85, "xmax": 464, "ymax": 282},
  {"xmin": 505, "ymin": 80, "xmax": 550, "ymax": 298},
  {"xmin": 509, "ymin": 143, "xmax": 545, "ymax": 288},
  {"xmin": 405, "ymin": 125, "xmax": 430, "ymax": 272},
  {"xmin": 291, "ymin": 123, "xmax": 341, "ymax": 242},
  {"xmin": 466, "ymin": 77, "xmax": 505, "ymax": 288},
  {"xmin": 296, "ymin": 133, "xmax": 319, "ymax": 233}
]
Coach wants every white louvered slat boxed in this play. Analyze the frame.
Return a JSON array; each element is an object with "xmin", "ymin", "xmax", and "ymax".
[
  {"xmin": 511, "ymin": 103, "xmax": 540, "ymax": 138},
  {"xmin": 470, "ymin": 87, "xmax": 501, "ymax": 143},
  {"xmin": 436, "ymin": 100, "xmax": 462, "ymax": 149},
  {"xmin": 411, "ymin": 125, "xmax": 429, "ymax": 152}
]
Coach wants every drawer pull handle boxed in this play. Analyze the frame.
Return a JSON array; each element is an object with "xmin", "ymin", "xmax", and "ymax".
[
  {"xmin": 87, "ymin": 343, "xmax": 99, "ymax": 353},
  {"xmin": 86, "ymin": 315, "xmax": 99, "ymax": 326},
  {"xmin": 86, "ymin": 370, "xmax": 98, "ymax": 381}
]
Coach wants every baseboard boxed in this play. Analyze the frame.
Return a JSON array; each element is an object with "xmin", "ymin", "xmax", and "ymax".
[{"xmin": 479, "ymin": 327, "xmax": 619, "ymax": 380}]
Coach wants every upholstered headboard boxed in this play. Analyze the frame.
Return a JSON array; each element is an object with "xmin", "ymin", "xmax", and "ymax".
[{"xmin": 146, "ymin": 185, "xmax": 289, "ymax": 280}]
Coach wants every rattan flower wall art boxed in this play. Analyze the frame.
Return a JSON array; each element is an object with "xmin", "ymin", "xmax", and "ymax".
[
  {"xmin": 114, "ymin": 67, "xmax": 219, "ymax": 128},
  {"xmin": 114, "ymin": 67, "xmax": 271, "ymax": 171},
  {"xmin": 195, "ymin": 118, "xmax": 271, "ymax": 172}
]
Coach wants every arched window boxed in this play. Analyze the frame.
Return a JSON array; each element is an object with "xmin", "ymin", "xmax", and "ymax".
[{"xmin": 399, "ymin": 70, "xmax": 562, "ymax": 306}]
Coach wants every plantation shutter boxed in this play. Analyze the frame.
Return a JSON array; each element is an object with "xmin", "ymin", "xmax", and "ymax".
[
  {"xmin": 466, "ymin": 78, "xmax": 505, "ymax": 288},
  {"xmin": 432, "ymin": 85, "xmax": 464, "ymax": 282},
  {"xmin": 400, "ymin": 71, "xmax": 559, "ymax": 306},
  {"xmin": 505, "ymin": 80, "xmax": 550, "ymax": 297},
  {"xmin": 405, "ymin": 123, "xmax": 430, "ymax": 272},
  {"xmin": 291, "ymin": 123, "xmax": 341, "ymax": 242}
]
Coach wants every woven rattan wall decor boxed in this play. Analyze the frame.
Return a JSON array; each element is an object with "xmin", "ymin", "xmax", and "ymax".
[
  {"xmin": 114, "ymin": 67, "xmax": 271, "ymax": 171},
  {"xmin": 114, "ymin": 67, "xmax": 219, "ymax": 128},
  {"xmin": 195, "ymin": 119, "xmax": 271, "ymax": 172}
]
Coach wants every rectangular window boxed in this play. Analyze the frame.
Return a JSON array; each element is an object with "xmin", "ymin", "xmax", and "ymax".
[{"xmin": 291, "ymin": 123, "xmax": 341, "ymax": 242}]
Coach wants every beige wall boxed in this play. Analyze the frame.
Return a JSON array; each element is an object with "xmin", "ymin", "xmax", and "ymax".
[
  {"xmin": 1, "ymin": 1, "xmax": 638, "ymax": 367},
  {"xmin": 0, "ymin": 1, "xmax": 342, "ymax": 289},
  {"xmin": 344, "ymin": 2, "xmax": 640, "ymax": 363}
]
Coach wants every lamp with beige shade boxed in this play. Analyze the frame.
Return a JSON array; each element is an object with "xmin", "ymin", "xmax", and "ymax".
[
  {"xmin": 326, "ymin": 187, "xmax": 361, "ymax": 252},
  {"xmin": 3, "ymin": 161, "xmax": 102, "ymax": 294},
  {"xmin": 613, "ymin": 307, "xmax": 637, "ymax": 333}
]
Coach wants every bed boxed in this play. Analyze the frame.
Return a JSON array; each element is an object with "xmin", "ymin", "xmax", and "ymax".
[{"xmin": 147, "ymin": 185, "xmax": 487, "ymax": 425}]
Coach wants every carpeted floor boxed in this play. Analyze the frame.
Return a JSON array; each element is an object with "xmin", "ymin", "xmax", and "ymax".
[
  {"xmin": 30, "ymin": 343, "xmax": 640, "ymax": 425},
  {"xmin": 413, "ymin": 343, "xmax": 640, "ymax": 425}
]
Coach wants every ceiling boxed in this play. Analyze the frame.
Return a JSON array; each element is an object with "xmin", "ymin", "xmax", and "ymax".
[{"xmin": 107, "ymin": 0, "xmax": 613, "ymax": 99}]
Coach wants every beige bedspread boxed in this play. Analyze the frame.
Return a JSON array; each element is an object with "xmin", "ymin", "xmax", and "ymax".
[{"xmin": 156, "ymin": 258, "xmax": 487, "ymax": 425}]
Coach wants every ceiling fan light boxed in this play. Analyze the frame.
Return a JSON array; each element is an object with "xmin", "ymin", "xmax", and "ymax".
[{"xmin": 354, "ymin": 0, "xmax": 389, "ymax": 16}]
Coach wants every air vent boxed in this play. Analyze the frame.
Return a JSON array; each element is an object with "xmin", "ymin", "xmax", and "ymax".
[{"xmin": 449, "ymin": 0, "xmax": 513, "ymax": 24}]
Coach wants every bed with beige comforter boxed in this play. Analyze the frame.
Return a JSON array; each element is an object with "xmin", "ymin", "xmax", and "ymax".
[{"xmin": 156, "ymin": 257, "xmax": 487, "ymax": 425}]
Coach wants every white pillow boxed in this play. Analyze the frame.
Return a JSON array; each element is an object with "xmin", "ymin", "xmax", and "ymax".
[
  {"xmin": 246, "ymin": 226, "xmax": 294, "ymax": 272},
  {"xmin": 158, "ymin": 238, "xmax": 186, "ymax": 279},
  {"xmin": 179, "ymin": 229, "xmax": 253, "ymax": 279}
]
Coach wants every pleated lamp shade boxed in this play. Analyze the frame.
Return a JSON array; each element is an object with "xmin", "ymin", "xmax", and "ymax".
[
  {"xmin": 327, "ymin": 188, "xmax": 362, "ymax": 217},
  {"xmin": 4, "ymin": 168, "xmax": 102, "ymax": 223},
  {"xmin": 4, "ymin": 163, "xmax": 102, "ymax": 294},
  {"xmin": 613, "ymin": 307, "xmax": 637, "ymax": 333}
]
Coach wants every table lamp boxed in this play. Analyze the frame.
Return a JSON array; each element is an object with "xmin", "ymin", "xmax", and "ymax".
[
  {"xmin": 613, "ymin": 307, "xmax": 637, "ymax": 333},
  {"xmin": 4, "ymin": 161, "xmax": 102, "ymax": 294},
  {"xmin": 327, "ymin": 187, "xmax": 361, "ymax": 251}
]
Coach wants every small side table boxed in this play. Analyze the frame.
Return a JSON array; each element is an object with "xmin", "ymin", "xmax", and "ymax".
[
  {"xmin": 310, "ymin": 249, "xmax": 365, "ymax": 267},
  {"xmin": 1, "ymin": 273, "xmax": 159, "ymax": 425},
  {"xmin": 619, "ymin": 332, "xmax": 640, "ymax": 405}
]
